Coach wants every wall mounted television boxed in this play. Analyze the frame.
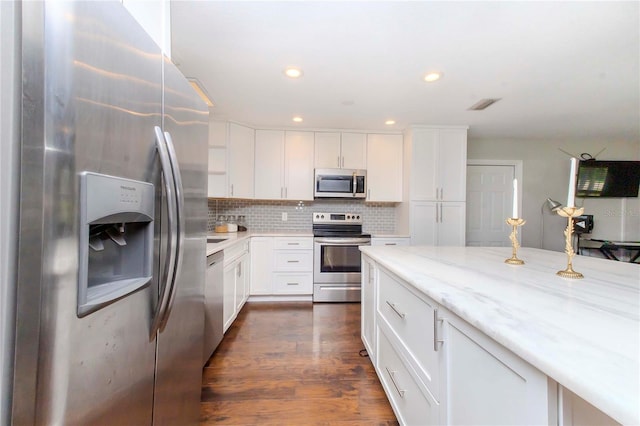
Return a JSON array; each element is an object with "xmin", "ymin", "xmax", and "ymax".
[{"xmin": 576, "ymin": 160, "xmax": 640, "ymax": 198}]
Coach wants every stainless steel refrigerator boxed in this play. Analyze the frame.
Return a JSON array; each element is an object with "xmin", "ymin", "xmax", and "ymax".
[{"xmin": 3, "ymin": 2, "xmax": 208, "ymax": 424}]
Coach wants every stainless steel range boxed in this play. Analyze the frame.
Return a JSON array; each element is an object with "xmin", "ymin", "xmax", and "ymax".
[{"xmin": 313, "ymin": 212, "xmax": 371, "ymax": 302}]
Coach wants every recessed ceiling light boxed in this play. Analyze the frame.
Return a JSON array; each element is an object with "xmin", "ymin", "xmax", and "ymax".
[
  {"xmin": 423, "ymin": 72, "xmax": 442, "ymax": 82},
  {"xmin": 284, "ymin": 67, "xmax": 303, "ymax": 78},
  {"xmin": 292, "ymin": 116, "xmax": 303, "ymax": 123},
  {"xmin": 385, "ymin": 120, "xmax": 396, "ymax": 125}
]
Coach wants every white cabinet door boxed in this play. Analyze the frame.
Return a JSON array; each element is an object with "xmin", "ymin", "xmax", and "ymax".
[
  {"xmin": 410, "ymin": 201, "xmax": 438, "ymax": 245},
  {"xmin": 250, "ymin": 237, "xmax": 274, "ymax": 295},
  {"xmin": 254, "ymin": 130, "xmax": 284, "ymax": 200},
  {"xmin": 409, "ymin": 129, "xmax": 438, "ymax": 201},
  {"xmin": 234, "ymin": 254, "xmax": 247, "ymax": 312},
  {"xmin": 444, "ymin": 312, "xmax": 549, "ymax": 425},
  {"xmin": 341, "ymin": 132, "xmax": 367, "ymax": 169},
  {"xmin": 314, "ymin": 132, "xmax": 341, "ymax": 168},
  {"xmin": 284, "ymin": 131, "xmax": 314, "ymax": 200},
  {"xmin": 439, "ymin": 202, "xmax": 466, "ymax": 246},
  {"xmin": 408, "ymin": 128, "xmax": 467, "ymax": 202},
  {"xmin": 439, "ymin": 129, "xmax": 467, "ymax": 202},
  {"xmin": 411, "ymin": 201, "xmax": 465, "ymax": 246},
  {"xmin": 366, "ymin": 134, "xmax": 403, "ymax": 202},
  {"xmin": 223, "ymin": 260, "xmax": 237, "ymax": 332},
  {"xmin": 228, "ymin": 123, "xmax": 255, "ymax": 199},
  {"xmin": 361, "ymin": 256, "xmax": 377, "ymax": 363}
]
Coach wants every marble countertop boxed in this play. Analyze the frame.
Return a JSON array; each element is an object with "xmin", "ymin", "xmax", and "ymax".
[{"xmin": 360, "ymin": 246, "xmax": 639, "ymax": 425}]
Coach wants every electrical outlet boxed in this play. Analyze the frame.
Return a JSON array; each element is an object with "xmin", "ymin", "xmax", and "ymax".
[{"xmin": 281, "ymin": 212, "xmax": 288, "ymax": 221}]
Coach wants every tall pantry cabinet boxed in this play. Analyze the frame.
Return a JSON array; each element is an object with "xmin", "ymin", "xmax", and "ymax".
[{"xmin": 397, "ymin": 126, "xmax": 468, "ymax": 246}]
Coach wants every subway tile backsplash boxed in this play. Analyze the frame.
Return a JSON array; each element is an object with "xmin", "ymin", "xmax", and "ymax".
[{"xmin": 207, "ymin": 198, "xmax": 396, "ymax": 234}]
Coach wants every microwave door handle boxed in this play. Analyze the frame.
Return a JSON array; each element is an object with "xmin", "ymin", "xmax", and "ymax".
[
  {"xmin": 150, "ymin": 126, "xmax": 178, "ymax": 339},
  {"xmin": 353, "ymin": 172, "xmax": 357, "ymax": 197}
]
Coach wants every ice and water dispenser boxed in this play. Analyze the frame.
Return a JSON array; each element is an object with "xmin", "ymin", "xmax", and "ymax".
[{"xmin": 78, "ymin": 172, "xmax": 154, "ymax": 316}]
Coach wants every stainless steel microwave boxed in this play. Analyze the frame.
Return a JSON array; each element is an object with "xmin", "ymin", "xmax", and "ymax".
[{"xmin": 314, "ymin": 169, "xmax": 366, "ymax": 199}]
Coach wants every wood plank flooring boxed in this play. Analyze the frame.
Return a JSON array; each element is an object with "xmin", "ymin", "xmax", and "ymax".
[{"xmin": 201, "ymin": 302, "xmax": 398, "ymax": 425}]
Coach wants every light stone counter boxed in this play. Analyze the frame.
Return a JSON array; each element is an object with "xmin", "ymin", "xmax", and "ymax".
[
  {"xmin": 359, "ymin": 245, "xmax": 639, "ymax": 425},
  {"xmin": 206, "ymin": 231, "xmax": 313, "ymax": 256}
]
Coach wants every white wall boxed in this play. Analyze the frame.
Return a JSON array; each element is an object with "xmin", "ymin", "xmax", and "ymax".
[
  {"xmin": 468, "ymin": 138, "xmax": 640, "ymax": 251},
  {"xmin": 0, "ymin": 2, "xmax": 20, "ymax": 423}
]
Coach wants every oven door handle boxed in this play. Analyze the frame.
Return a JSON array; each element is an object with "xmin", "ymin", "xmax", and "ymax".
[{"xmin": 315, "ymin": 238, "xmax": 371, "ymax": 245}]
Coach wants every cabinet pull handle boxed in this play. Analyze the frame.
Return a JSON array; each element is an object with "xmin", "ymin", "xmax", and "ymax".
[
  {"xmin": 440, "ymin": 203, "xmax": 443, "ymax": 223},
  {"xmin": 435, "ymin": 203, "xmax": 439, "ymax": 223},
  {"xmin": 367, "ymin": 188, "xmax": 371, "ymax": 198},
  {"xmin": 230, "ymin": 184, "xmax": 234, "ymax": 196},
  {"xmin": 385, "ymin": 367, "xmax": 406, "ymax": 398},
  {"xmin": 386, "ymin": 301, "xmax": 405, "ymax": 319},
  {"xmin": 287, "ymin": 282, "xmax": 299, "ymax": 286},
  {"xmin": 434, "ymin": 308, "xmax": 444, "ymax": 351},
  {"xmin": 237, "ymin": 263, "xmax": 242, "ymax": 278},
  {"xmin": 287, "ymin": 242, "xmax": 300, "ymax": 245},
  {"xmin": 337, "ymin": 156, "xmax": 341, "ymax": 167},
  {"xmin": 384, "ymin": 243, "xmax": 397, "ymax": 246},
  {"xmin": 342, "ymin": 156, "xmax": 345, "ymax": 168},
  {"xmin": 287, "ymin": 260, "xmax": 300, "ymax": 263}
]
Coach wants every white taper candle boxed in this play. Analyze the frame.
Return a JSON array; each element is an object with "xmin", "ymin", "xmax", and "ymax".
[
  {"xmin": 567, "ymin": 158, "xmax": 578, "ymax": 208},
  {"xmin": 512, "ymin": 178, "xmax": 518, "ymax": 218}
]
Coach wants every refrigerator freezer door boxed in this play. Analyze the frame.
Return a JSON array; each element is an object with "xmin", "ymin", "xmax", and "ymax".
[
  {"xmin": 13, "ymin": 2, "xmax": 162, "ymax": 424},
  {"xmin": 152, "ymin": 57, "xmax": 208, "ymax": 425}
]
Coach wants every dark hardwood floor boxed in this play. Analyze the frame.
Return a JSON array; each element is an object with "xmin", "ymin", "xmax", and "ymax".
[{"xmin": 201, "ymin": 302, "xmax": 398, "ymax": 425}]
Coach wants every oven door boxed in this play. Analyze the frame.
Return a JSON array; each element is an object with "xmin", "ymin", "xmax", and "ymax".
[{"xmin": 313, "ymin": 237, "xmax": 370, "ymax": 284}]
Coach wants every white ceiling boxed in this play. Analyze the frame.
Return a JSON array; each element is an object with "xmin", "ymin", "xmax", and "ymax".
[{"xmin": 170, "ymin": 1, "xmax": 639, "ymax": 141}]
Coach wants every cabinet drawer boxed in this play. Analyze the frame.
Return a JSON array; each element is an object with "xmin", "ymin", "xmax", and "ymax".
[
  {"xmin": 378, "ymin": 268, "xmax": 440, "ymax": 399},
  {"xmin": 224, "ymin": 239, "xmax": 249, "ymax": 264},
  {"xmin": 274, "ymin": 237, "xmax": 313, "ymax": 250},
  {"xmin": 378, "ymin": 329, "xmax": 439, "ymax": 426},
  {"xmin": 273, "ymin": 273, "xmax": 313, "ymax": 294},
  {"xmin": 274, "ymin": 250, "xmax": 312, "ymax": 271}
]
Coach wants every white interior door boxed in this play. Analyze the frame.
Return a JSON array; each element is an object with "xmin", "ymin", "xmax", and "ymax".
[{"xmin": 466, "ymin": 165, "xmax": 515, "ymax": 247}]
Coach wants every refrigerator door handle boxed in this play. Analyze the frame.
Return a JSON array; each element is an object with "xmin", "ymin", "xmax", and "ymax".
[
  {"xmin": 150, "ymin": 126, "xmax": 178, "ymax": 338},
  {"xmin": 158, "ymin": 131, "xmax": 185, "ymax": 330}
]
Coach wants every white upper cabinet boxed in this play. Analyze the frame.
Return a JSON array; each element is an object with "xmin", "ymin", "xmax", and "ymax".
[
  {"xmin": 410, "ymin": 128, "xmax": 467, "ymax": 201},
  {"xmin": 207, "ymin": 120, "xmax": 227, "ymax": 198},
  {"xmin": 314, "ymin": 132, "xmax": 341, "ymax": 168},
  {"xmin": 285, "ymin": 131, "xmax": 314, "ymax": 200},
  {"xmin": 254, "ymin": 130, "xmax": 314, "ymax": 200},
  {"xmin": 254, "ymin": 130, "xmax": 285, "ymax": 200},
  {"xmin": 228, "ymin": 123, "xmax": 255, "ymax": 199},
  {"xmin": 366, "ymin": 134, "xmax": 403, "ymax": 202},
  {"xmin": 314, "ymin": 132, "xmax": 366, "ymax": 169}
]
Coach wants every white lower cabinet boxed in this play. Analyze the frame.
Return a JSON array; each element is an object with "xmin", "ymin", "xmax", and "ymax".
[
  {"xmin": 250, "ymin": 236, "xmax": 313, "ymax": 297},
  {"xmin": 222, "ymin": 239, "xmax": 250, "ymax": 332}
]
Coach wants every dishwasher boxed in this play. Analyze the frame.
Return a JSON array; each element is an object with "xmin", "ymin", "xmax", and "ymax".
[{"xmin": 203, "ymin": 250, "xmax": 224, "ymax": 366}]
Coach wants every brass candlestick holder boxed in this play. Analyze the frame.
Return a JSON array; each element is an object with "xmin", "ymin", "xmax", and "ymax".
[
  {"xmin": 556, "ymin": 207, "xmax": 584, "ymax": 279},
  {"xmin": 505, "ymin": 218, "xmax": 526, "ymax": 265}
]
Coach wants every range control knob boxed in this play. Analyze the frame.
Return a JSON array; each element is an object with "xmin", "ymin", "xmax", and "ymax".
[
  {"xmin": 356, "ymin": 215, "xmax": 360, "ymax": 219},
  {"xmin": 321, "ymin": 215, "xmax": 325, "ymax": 219},
  {"xmin": 347, "ymin": 215, "xmax": 351, "ymax": 219}
]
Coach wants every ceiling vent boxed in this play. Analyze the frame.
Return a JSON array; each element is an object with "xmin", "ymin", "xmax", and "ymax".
[{"xmin": 468, "ymin": 98, "xmax": 501, "ymax": 111}]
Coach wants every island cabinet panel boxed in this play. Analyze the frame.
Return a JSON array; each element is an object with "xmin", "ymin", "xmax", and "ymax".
[
  {"xmin": 377, "ymin": 267, "xmax": 442, "ymax": 400},
  {"xmin": 378, "ymin": 328, "xmax": 440, "ymax": 426},
  {"xmin": 361, "ymin": 257, "xmax": 377, "ymax": 363},
  {"xmin": 443, "ymin": 311, "xmax": 549, "ymax": 425}
]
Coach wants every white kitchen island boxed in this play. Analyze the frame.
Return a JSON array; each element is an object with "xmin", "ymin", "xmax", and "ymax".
[{"xmin": 360, "ymin": 246, "xmax": 639, "ymax": 425}]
